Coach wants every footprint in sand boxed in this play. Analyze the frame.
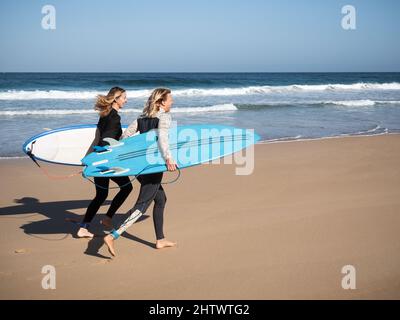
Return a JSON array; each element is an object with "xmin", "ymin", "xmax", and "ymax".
[
  {"xmin": 14, "ymin": 248, "xmax": 28, "ymax": 254},
  {"xmin": 93, "ymin": 259, "xmax": 112, "ymax": 265}
]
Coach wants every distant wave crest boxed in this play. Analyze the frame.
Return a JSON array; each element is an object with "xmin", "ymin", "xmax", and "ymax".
[
  {"xmin": 0, "ymin": 103, "xmax": 237, "ymax": 116},
  {"xmin": 1, "ymin": 82, "xmax": 400, "ymax": 100},
  {"xmin": 322, "ymin": 100, "xmax": 400, "ymax": 107}
]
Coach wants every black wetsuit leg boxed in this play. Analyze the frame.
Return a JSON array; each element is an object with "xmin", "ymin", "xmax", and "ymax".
[
  {"xmin": 132, "ymin": 172, "xmax": 166, "ymax": 240},
  {"xmin": 105, "ymin": 176, "xmax": 133, "ymax": 218},
  {"xmin": 153, "ymin": 185, "xmax": 167, "ymax": 240},
  {"xmin": 83, "ymin": 176, "xmax": 132, "ymax": 223}
]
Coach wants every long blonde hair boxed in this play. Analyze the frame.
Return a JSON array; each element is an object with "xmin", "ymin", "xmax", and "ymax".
[
  {"xmin": 142, "ymin": 88, "xmax": 171, "ymax": 118},
  {"xmin": 94, "ymin": 86, "xmax": 126, "ymax": 117}
]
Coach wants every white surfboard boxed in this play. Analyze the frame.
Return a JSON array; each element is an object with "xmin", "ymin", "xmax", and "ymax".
[{"xmin": 22, "ymin": 124, "xmax": 129, "ymax": 166}]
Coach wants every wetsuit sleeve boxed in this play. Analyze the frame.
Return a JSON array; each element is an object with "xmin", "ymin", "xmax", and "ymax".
[
  {"xmin": 121, "ymin": 119, "xmax": 138, "ymax": 139},
  {"xmin": 157, "ymin": 112, "xmax": 172, "ymax": 161}
]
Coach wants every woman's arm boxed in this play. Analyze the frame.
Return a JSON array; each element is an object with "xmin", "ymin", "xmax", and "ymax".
[
  {"xmin": 121, "ymin": 119, "xmax": 138, "ymax": 139},
  {"xmin": 158, "ymin": 112, "xmax": 177, "ymax": 171},
  {"xmin": 158, "ymin": 112, "xmax": 172, "ymax": 160}
]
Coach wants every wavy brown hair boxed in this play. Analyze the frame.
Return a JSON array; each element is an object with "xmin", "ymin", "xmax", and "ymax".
[
  {"xmin": 94, "ymin": 86, "xmax": 126, "ymax": 117},
  {"xmin": 142, "ymin": 88, "xmax": 171, "ymax": 118}
]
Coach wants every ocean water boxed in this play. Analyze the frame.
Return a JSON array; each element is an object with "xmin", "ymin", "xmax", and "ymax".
[{"xmin": 1, "ymin": 72, "xmax": 400, "ymax": 157}]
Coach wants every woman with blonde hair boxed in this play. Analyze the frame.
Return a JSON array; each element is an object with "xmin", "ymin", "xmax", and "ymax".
[
  {"xmin": 77, "ymin": 87, "xmax": 133, "ymax": 238},
  {"xmin": 104, "ymin": 88, "xmax": 177, "ymax": 256}
]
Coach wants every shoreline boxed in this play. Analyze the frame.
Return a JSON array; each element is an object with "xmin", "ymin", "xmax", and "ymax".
[
  {"xmin": 2, "ymin": 132, "xmax": 400, "ymax": 161},
  {"xmin": 259, "ymin": 131, "xmax": 400, "ymax": 144}
]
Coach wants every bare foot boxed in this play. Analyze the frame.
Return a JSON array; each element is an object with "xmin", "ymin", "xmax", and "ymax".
[
  {"xmin": 156, "ymin": 238, "xmax": 177, "ymax": 249},
  {"xmin": 100, "ymin": 216, "xmax": 113, "ymax": 229},
  {"xmin": 104, "ymin": 234, "xmax": 116, "ymax": 256},
  {"xmin": 77, "ymin": 227, "xmax": 94, "ymax": 239}
]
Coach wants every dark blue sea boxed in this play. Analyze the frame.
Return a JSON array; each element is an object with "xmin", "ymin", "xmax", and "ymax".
[{"xmin": 1, "ymin": 72, "xmax": 400, "ymax": 157}]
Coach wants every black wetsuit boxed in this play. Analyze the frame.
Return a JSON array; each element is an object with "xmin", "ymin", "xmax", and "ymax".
[
  {"xmin": 83, "ymin": 108, "xmax": 133, "ymax": 224},
  {"xmin": 131, "ymin": 116, "xmax": 167, "ymax": 240}
]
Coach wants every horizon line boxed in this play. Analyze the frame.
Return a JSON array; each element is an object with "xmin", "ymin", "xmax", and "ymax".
[{"xmin": 1, "ymin": 71, "xmax": 400, "ymax": 74}]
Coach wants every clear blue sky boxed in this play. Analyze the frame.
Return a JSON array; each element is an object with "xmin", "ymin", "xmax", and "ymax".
[{"xmin": 0, "ymin": 0, "xmax": 399, "ymax": 72}]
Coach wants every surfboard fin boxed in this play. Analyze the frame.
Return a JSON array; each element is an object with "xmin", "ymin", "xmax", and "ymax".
[
  {"xmin": 95, "ymin": 165, "xmax": 110, "ymax": 172},
  {"xmin": 103, "ymin": 138, "xmax": 123, "ymax": 147},
  {"xmin": 109, "ymin": 167, "xmax": 130, "ymax": 175},
  {"xmin": 93, "ymin": 145, "xmax": 108, "ymax": 152},
  {"xmin": 95, "ymin": 166, "xmax": 130, "ymax": 175}
]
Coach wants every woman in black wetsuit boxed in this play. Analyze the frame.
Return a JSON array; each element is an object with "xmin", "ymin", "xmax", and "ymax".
[
  {"xmin": 104, "ymin": 88, "xmax": 177, "ymax": 256},
  {"xmin": 77, "ymin": 87, "xmax": 133, "ymax": 238}
]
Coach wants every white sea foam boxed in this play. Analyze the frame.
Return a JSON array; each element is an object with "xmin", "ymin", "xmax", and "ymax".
[
  {"xmin": 0, "ymin": 103, "xmax": 238, "ymax": 116},
  {"xmin": 323, "ymin": 100, "xmax": 400, "ymax": 107},
  {"xmin": 0, "ymin": 89, "xmax": 151, "ymax": 100},
  {"xmin": 258, "ymin": 129, "xmax": 394, "ymax": 145},
  {"xmin": 1, "ymin": 82, "xmax": 399, "ymax": 100},
  {"xmin": 2, "ymin": 99, "xmax": 399, "ymax": 116},
  {"xmin": 324, "ymin": 100, "xmax": 376, "ymax": 107},
  {"xmin": 0, "ymin": 108, "xmax": 138, "ymax": 116},
  {"xmin": 0, "ymin": 156, "xmax": 29, "ymax": 160},
  {"xmin": 170, "ymin": 104, "xmax": 237, "ymax": 113},
  {"xmin": 259, "ymin": 135, "xmax": 303, "ymax": 143},
  {"xmin": 237, "ymin": 100, "xmax": 400, "ymax": 108}
]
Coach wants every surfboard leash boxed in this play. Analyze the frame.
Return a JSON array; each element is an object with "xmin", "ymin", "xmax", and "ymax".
[
  {"xmin": 32, "ymin": 159, "xmax": 83, "ymax": 180},
  {"xmin": 26, "ymin": 141, "xmax": 83, "ymax": 180},
  {"xmin": 27, "ymin": 142, "xmax": 181, "ymax": 185},
  {"xmin": 82, "ymin": 165, "xmax": 181, "ymax": 190}
]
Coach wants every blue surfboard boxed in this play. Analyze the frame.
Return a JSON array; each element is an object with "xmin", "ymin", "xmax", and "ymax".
[{"xmin": 82, "ymin": 124, "xmax": 260, "ymax": 177}]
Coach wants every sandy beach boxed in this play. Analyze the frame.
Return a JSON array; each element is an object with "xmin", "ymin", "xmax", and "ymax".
[{"xmin": 0, "ymin": 134, "xmax": 400, "ymax": 300}]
